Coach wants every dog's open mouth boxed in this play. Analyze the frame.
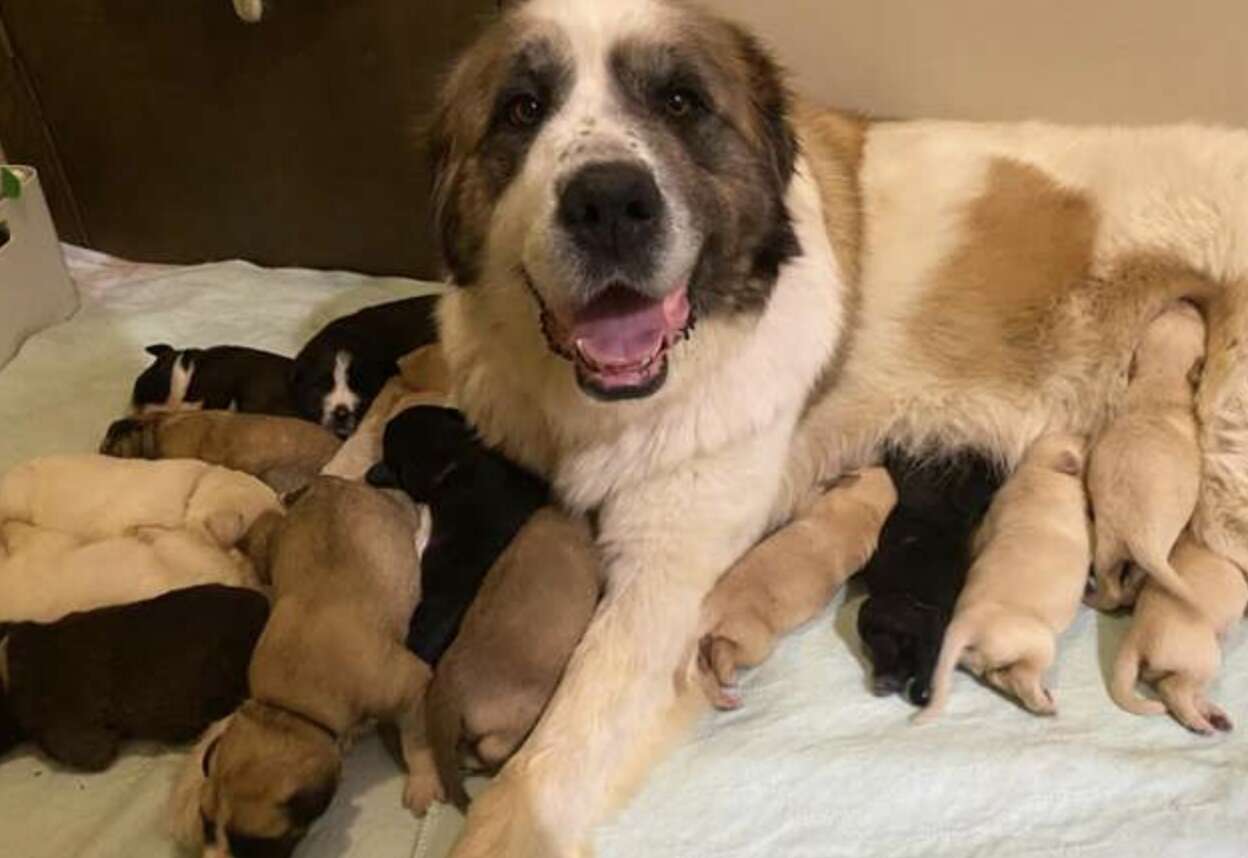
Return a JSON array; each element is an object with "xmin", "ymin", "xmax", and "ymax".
[{"xmin": 529, "ymin": 276, "xmax": 693, "ymax": 401}]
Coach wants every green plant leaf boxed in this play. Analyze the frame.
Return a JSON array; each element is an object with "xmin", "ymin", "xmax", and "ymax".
[{"xmin": 1, "ymin": 167, "xmax": 21, "ymax": 200}]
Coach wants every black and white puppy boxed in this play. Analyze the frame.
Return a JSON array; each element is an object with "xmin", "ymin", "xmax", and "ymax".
[
  {"xmin": 857, "ymin": 449, "xmax": 1003, "ymax": 706},
  {"xmin": 0, "ymin": 585, "xmax": 268, "ymax": 771},
  {"xmin": 367, "ymin": 405, "xmax": 549, "ymax": 665},
  {"xmin": 131, "ymin": 344, "xmax": 298, "ymax": 417},
  {"xmin": 291, "ymin": 296, "xmax": 440, "ymax": 439}
]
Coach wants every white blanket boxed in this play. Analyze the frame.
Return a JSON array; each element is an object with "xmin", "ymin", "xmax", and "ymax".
[{"xmin": 1, "ymin": 251, "xmax": 1244, "ymax": 858}]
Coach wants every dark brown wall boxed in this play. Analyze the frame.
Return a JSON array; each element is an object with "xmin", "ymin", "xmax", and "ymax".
[{"xmin": 0, "ymin": 0, "xmax": 497, "ymax": 278}]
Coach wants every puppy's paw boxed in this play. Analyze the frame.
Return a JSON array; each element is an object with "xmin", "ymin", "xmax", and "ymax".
[{"xmin": 403, "ymin": 771, "xmax": 446, "ymax": 816}]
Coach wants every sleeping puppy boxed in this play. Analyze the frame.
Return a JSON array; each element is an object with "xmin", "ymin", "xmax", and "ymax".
[
  {"xmin": 291, "ymin": 296, "xmax": 440, "ymax": 439},
  {"xmin": 1111, "ymin": 533, "xmax": 1247, "ymax": 734},
  {"xmin": 918, "ymin": 433, "xmax": 1091, "ymax": 721},
  {"xmin": 132, "ymin": 344, "xmax": 297, "ymax": 417},
  {"xmin": 194, "ymin": 477, "xmax": 434, "ymax": 856},
  {"xmin": 0, "ymin": 585, "xmax": 267, "ymax": 771},
  {"xmin": 367, "ymin": 405, "xmax": 549, "ymax": 665},
  {"xmin": 698, "ymin": 468, "xmax": 896, "ymax": 710},
  {"xmin": 1086, "ymin": 301, "xmax": 1207, "ymax": 611},
  {"xmin": 101, "ymin": 410, "xmax": 341, "ymax": 494},
  {"xmin": 416, "ymin": 508, "xmax": 601, "ymax": 812},
  {"xmin": 857, "ymin": 450, "xmax": 1003, "ymax": 705}
]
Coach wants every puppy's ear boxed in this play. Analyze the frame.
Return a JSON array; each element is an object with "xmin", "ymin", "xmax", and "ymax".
[
  {"xmin": 146, "ymin": 344, "xmax": 174, "ymax": 358},
  {"xmin": 202, "ymin": 736, "xmax": 221, "ymax": 777},
  {"xmin": 241, "ymin": 511, "xmax": 284, "ymax": 583},
  {"xmin": 366, "ymin": 462, "xmax": 399, "ymax": 489},
  {"xmin": 285, "ymin": 780, "xmax": 338, "ymax": 828},
  {"xmin": 1054, "ymin": 450, "xmax": 1082, "ymax": 477},
  {"xmin": 203, "ymin": 510, "xmax": 247, "ymax": 548}
]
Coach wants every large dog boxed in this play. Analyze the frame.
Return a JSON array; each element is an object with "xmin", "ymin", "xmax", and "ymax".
[{"xmin": 428, "ymin": 1, "xmax": 1248, "ymax": 854}]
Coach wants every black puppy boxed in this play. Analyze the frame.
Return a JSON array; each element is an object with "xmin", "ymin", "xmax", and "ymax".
[
  {"xmin": 132, "ymin": 344, "xmax": 298, "ymax": 416},
  {"xmin": 292, "ymin": 296, "xmax": 440, "ymax": 438},
  {"xmin": 857, "ymin": 448, "xmax": 1002, "ymax": 706},
  {"xmin": 367, "ymin": 405, "xmax": 549, "ymax": 665},
  {"xmin": 0, "ymin": 585, "xmax": 268, "ymax": 771}
]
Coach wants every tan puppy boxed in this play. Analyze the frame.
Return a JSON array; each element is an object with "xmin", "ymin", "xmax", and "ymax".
[
  {"xmin": 193, "ymin": 477, "xmax": 434, "ymax": 855},
  {"xmin": 918, "ymin": 433, "xmax": 1091, "ymax": 721},
  {"xmin": 1111, "ymin": 533, "xmax": 1247, "ymax": 734},
  {"xmin": 1086, "ymin": 302, "xmax": 1207, "ymax": 611},
  {"xmin": 415, "ymin": 508, "xmax": 601, "ymax": 811},
  {"xmin": 101, "ymin": 410, "xmax": 342, "ymax": 494},
  {"xmin": 697, "ymin": 468, "xmax": 897, "ymax": 710}
]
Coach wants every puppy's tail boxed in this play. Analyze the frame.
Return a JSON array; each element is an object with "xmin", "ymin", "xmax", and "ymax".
[
  {"xmin": 913, "ymin": 615, "xmax": 973, "ymax": 724},
  {"xmin": 1109, "ymin": 638, "xmax": 1166, "ymax": 717},
  {"xmin": 425, "ymin": 674, "xmax": 470, "ymax": 812}
]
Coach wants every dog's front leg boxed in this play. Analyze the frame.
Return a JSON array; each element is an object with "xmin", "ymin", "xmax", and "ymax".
[{"xmin": 449, "ymin": 429, "xmax": 790, "ymax": 858}]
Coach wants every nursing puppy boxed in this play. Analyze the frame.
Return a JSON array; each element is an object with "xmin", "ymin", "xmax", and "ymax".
[
  {"xmin": 919, "ymin": 434, "xmax": 1091, "ymax": 721},
  {"xmin": 291, "ymin": 296, "xmax": 440, "ymax": 438},
  {"xmin": 857, "ymin": 450, "xmax": 1003, "ymax": 705},
  {"xmin": 132, "ymin": 344, "xmax": 297, "ymax": 417},
  {"xmin": 418, "ymin": 508, "xmax": 601, "ymax": 812},
  {"xmin": 0, "ymin": 585, "xmax": 267, "ymax": 771},
  {"xmin": 367, "ymin": 406, "xmax": 549, "ymax": 665},
  {"xmin": 1086, "ymin": 302, "xmax": 1208, "ymax": 611},
  {"xmin": 101, "ymin": 410, "xmax": 341, "ymax": 494},
  {"xmin": 698, "ymin": 468, "xmax": 896, "ymax": 710},
  {"xmin": 1111, "ymin": 533, "xmax": 1247, "ymax": 734},
  {"xmin": 195, "ymin": 477, "xmax": 434, "ymax": 856}
]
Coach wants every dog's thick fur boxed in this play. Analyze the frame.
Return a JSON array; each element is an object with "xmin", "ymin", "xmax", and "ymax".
[
  {"xmin": 919, "ymin": 434, "xmax": 1092, "ymax": 721},
  {"xmin": 698, "ymin": 468, "xmax": 895, "ymax": 710},
  {"xmin": 1111, "ymin": 533, "xmax": 1248, "ymax": 734},
  {"xmin": 431, "ymin": 2, "xmax": 1248, "ymax": 853},
  {"xmin": 1086, "ymin": 301, "xmax": 1208, "ymax": 611},
  {"xmin": 419, "ymin": 508, "xmax": 602, "ymax": 811},
  {"xmin": 190, "ymin": 478, "xmax": 434, "ymax": 855}
]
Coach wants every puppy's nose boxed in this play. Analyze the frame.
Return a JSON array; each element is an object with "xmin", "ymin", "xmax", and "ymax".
[
  {"xmin": 331, "ymin": 406, "xmax": 354, "ymax": 436},
  {"xmin": 558, "ymin": 161, "xmax": 664, "ymax": 263}
]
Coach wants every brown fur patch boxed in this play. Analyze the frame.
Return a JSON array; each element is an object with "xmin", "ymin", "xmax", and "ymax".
[{"xmin": 911, "ymin": 159, "xmax": 1099, "ymax": 387}]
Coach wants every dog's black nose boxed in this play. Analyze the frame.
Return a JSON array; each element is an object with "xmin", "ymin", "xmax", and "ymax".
[{"xmin": 558, "ymin": 161, "xmax": 664, "ymax": 265}]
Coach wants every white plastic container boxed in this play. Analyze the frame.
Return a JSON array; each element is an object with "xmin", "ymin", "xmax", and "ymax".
[{"xmin": 0, "ymin": 165, "xmax": 79, "ymax": 369}]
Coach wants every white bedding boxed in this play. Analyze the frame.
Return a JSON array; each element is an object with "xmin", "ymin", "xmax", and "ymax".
[{"xmin": 1, "ymin": 250, "xmax": 1245, "ymax": 858}]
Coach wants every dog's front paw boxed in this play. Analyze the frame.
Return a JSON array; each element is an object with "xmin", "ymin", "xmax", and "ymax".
[{"xmin": 403, "ymin": 771, "xmax": 445, "ymax": 816}]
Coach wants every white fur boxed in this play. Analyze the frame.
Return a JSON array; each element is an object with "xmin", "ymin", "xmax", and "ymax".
[
  {"xmin": 321, "ymin": 350, "xmax": 360, "ymax": 427},
  {"xmin": 141, "ymin": 354, "xmax": 198, "ymax": 416}
]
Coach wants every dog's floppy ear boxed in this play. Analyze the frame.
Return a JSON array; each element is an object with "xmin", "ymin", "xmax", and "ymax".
[
  {"xmin": 366, "ymin": 462, "xmax": 399, "ymax": 489},
  {"xmin": 1054, "ymin": 450, "xmax": 1083, "ymax": 477},
  {"xmin": 146, "ymin": 344, "xmax": 175, "ymax": 358},
  {"xmin": 285, "ymin": 780, "xmax": 338, "ymax": 828}
]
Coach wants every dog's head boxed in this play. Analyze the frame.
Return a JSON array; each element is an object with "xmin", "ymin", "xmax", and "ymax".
[
  {"xmin": 132, "ymin": 345, "xmax": 202, "ymax": 415},
  {"xmin": 371, "ymin": 405, "xmax": 478, "ymax": 500},
  {"xmin": 196, "ymin": 702, "xmax": 340, "ymax": 858},
  {"xmin": 431, "ymin": 0, "xmax": 799, "ymax": 402},
  {"xmin": 291, "ymin": 348, "xmax": 394, "ymax": 439}
]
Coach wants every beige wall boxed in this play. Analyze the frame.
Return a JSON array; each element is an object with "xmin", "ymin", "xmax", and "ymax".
[{"xmin": 708, "ymin": 0, "xmax": 1247, "ymax": 127}]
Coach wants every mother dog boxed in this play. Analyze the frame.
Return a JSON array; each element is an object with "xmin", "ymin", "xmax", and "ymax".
[{"xmin": 430, "ymin": 1, "xmax": 1248, "ymax": 853}]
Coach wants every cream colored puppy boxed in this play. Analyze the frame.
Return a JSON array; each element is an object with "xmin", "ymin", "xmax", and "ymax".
[
  {"xmin": 1086, "ymin": 302, "xmax": 1207, "ymax": 611},
  {"xmin": 697, "ymin": 468, "xmax": 897, "ymax": 709},
  {"xmin": 1111, "ymin": 533, "xmax": 1247, "ymax": 734},
  {"xmin": 918, "ymin": 433, "xmax": 1091, "ymax": 721}
]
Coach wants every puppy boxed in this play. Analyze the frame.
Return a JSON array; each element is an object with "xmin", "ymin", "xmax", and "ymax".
[
  {"xmin": 417, "ymin": 508, "xmax": 601, "ymax": 811},
  {"xmin": 132, "ymin": 344, "xmax": 297, "ymax": 417},
  {"xmin": 919, "ymin": 433, "xmax": 1092, "ymax": 721},
  {"xmin": 857, "ymin": 450, "xmax": 1003, "ymax": 705},
  {"xmin": 698, "ymin": 468, "xmax": 897, "ymax": 710},
  {"xmin": 1111, "ymin": 533, "xmax": 1247, "ymax": 734},
  {"xmin": 291, "ymin": 296, "xmax": 440, "ymax": 438},
  {"xmin": 1086, "ymin": 301, "xmax": 1207, "ymax": 610},
  {"xmin": 194, "ymin": 477, "xmax": 434, "ymax": 855},
  {"xmin": 101, "ymin": 410, "xmax": 341, "ymax": 494},
  {"xmin": 367, "ymin": 406, "xmax": 549, "ymax": 665},
  {"xmin": 0, "ymin": 585, "xmax": 267, "ymax": 771}
]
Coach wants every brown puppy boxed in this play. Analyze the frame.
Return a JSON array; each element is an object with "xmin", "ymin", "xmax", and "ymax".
[
  {"xmin": 101, "ymin": 410, "xmax": 342, "ymax": 494},
  {"xmin": 697, "ymin": 468, "xmax": 897, "ymax": 710},
  {"xmin": 1086, "ymin": 301, "xmax": 1207, "ymax": 611},
  {"xmin": 417, "ymin": 508, "xmax": 601, "ymax": 812},
  {"xmin": 918, "ymin": 433, "xmax": 1091, "ymax": 721},
  {"xmin": 1111, "ymin": 533, "xmax": 1247, "ymax": 735},
  {"xmin": 190, "ymin": 477, "xmax": 434, "ymax": 856}
]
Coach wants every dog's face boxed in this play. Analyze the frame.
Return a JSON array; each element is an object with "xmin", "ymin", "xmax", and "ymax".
[
  {"xmin": 431, "ymin": 0, "xmax": 799, "ymax": 402},
  {"xmin": 132, "ymin": 345, "xmax": 201, "ymax": 415},
  {"xmin": 198, "ymin": 704, "xmax": 340, "ymax": 858},
  {"xmin": 291, "ymin": 349, "xmax": 392, "ymax": 439}
]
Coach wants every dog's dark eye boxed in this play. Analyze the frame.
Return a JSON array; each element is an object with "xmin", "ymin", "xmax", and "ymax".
[
  {"xmin": 662, "ymin": 88, "xmax": 702, "ymax": 119},
  {"xmin": 507, "ymin": 94, "xmax": 545, "ymax": 129}
]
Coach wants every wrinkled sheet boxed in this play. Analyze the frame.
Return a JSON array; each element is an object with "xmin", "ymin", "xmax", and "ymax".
[
  {"xmin": 2, "ymin": 251, "xmax": 1245, "ymax": 858},
  {"xmin": 0, "ymin": 252, "xmax": 442, "ymax": 858}
]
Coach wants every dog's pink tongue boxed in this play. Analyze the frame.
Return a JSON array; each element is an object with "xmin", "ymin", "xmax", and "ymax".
[{"xmin": 572, "ymin": 286, "xmax": 689, "ymax": 368}]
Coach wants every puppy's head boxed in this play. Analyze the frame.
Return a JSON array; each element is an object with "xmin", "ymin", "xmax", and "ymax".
[
  {"xmin": 374, "ymin": 406, "xmax": 478, "ymax": 500},
  {"xmin": 132, "ymin": 345, "xmax": 200, "ymax": 415},
  {"xmin": 291, "ymin": 348, "xmax": 394, "ymax": 439},
  {"xmin": 197, "ymin": 702, "xmax": 340, "ymax": 858},
  {"xmin": 431, "ymin": 0, "xmax": 800, "ymax": 402}
]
